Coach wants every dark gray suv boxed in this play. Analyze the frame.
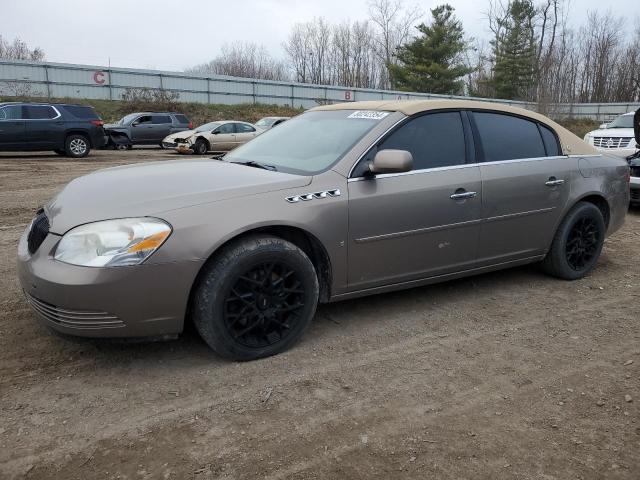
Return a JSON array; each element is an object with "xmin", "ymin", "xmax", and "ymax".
[{"xmin": 104, "ymin": 112, "xmax": 192, "ymax": 148}]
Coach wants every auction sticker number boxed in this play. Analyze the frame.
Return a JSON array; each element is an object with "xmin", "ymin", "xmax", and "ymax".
[{"xmin": 347, "ymin": 111, "xmax": 390, "ymax": 120}]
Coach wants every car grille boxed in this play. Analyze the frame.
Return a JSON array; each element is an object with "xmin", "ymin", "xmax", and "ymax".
[
  {"xmin": 27, "ymin": 210, "xmax": 49, "ymax": 254},
  {"xmin": 162, "ymin": 141, "xmax": 177, "ymax": 148},
  {"xmin": 24, "ymin": 293, "xmax": 125, "ymax": 329},
  {"xmin": 630, "ymin": 165, "xmax": 640, "ymax": 178},
  {"xmin": 631, "ymin": 189, "xmax": 640, "ymax": 202},
  {"xmin": 593, "ymin": 137, "xmax": 633, "ymax": 149}
]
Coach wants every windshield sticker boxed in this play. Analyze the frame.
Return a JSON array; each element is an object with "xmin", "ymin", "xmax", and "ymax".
[{"xmin": 347, "ymin": 111, "xmax": 390, "ymax": 120}]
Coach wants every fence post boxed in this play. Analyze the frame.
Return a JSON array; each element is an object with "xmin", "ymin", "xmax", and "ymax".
[
  {"xmin": 43, "ymin": 64, "xmax": 51, "ymax": 98},
  {"xmin": 291, "ymin": 85, "xmax": 294, "ymax": 108},
  {"xmin": 108, "ymin": 68, "xmax": 113, "ymax": 100},
  {"xmin": 252, "ymin": 81, "xmax": 256, "ymax": 105}
]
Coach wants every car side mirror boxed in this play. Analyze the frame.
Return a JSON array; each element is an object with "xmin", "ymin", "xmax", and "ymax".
[
  {"xmin": 368, "ymin": 149, "xmax": 413, "ymax": 175},
  {"xmin": 132, "ymin": 122, "xmax": 139, "ymax": 127},
  {"xmin": 212, "ymin": 130, "xmax": 220, "ymax": 135},
  {"xmin": 599, "ymin": 123, "xmax": 608, "ymax": 129},
  {"xmin": 634, "ymin": 108, "xmax": 640, "ymax": 145}
]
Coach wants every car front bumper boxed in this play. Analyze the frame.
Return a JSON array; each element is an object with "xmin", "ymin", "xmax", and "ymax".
[
  {"xmin": 175, "ymin": 143, "xmax": 193, "ymax": 154},
  {"xmin": 17, "ymin": 229, "xmax": 202, "ymax": 338}
]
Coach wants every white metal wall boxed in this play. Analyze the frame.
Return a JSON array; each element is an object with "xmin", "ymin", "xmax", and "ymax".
[{"xmin": 1, "ymin": 59, "xmax": 638, "ymax": 121}]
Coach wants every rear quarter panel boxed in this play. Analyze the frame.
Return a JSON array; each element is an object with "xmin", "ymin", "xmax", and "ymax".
[{"xmin": 566, "ymin": 153, "xmax": 629, "ymax": 236}]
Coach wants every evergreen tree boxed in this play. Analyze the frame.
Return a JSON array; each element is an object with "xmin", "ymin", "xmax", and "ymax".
[
  {"xmin": 491, "ymin": 0, "xmax": 537, "ymax": 100},
  {"xmin": 388, "ymin": 5, "xmax": 471, "ymax": 95}
]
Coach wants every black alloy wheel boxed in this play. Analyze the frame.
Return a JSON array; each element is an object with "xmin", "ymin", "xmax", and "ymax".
[
  {"xmin": 192, "ymin": 235, "xmax": 319, "ymax": 360},
  {"xmin": 565, "ymin": 217, "xmax": 600, "ymax": 271},
  {"xmin": 223, "ymin": 261, "xmax": 306, "ymax": 348}
]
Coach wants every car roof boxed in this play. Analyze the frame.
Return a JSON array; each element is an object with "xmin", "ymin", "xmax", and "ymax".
[
  {"xmin": 123, "ymin": 111, "xmax": 183, "ymax": 115},
  {"xmin": 312, "ymin": 99, "xmax": 595, "ymax": 156},
  {"xmin": 0, "ymin": 102, "xmax": 94, "ymax": 107}
]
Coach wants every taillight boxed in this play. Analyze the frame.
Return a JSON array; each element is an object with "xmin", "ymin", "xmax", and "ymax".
[
  {"xmin": 91, "ymin": 120, "xmax": 104, "ymax": 127},
  {"xmin": 188, "ymin": 122, "xmax": 193, "ymax": 129}
]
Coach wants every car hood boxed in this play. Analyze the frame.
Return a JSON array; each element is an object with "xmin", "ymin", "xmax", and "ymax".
[
  {"xmin": 164, "ymin": 129, "xmax": 197, "ymax": 141},
  {"xmin": 45, "ymin": 160, "xmax": 311, "ymax": 234},
  {"xmin": 104, "ymin": 123, "xmax": 126, "ymax": 130},
  {"xmin": 587, "ymin": 127, "xmax": 635, "ymax": 137}
]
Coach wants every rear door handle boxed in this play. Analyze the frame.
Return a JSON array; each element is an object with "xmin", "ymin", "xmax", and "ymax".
[
  {"xmin": 450, "ymin": 191, "xmax": 477, "ymax": 200},
  {"xmin": 545, "ymin": 178, "xmax": 565, "ymax": 187}
]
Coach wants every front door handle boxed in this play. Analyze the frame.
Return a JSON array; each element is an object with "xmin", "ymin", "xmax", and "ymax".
[
  {"xmin": 450, "ymin": 190, "xmax": 477, "ymax": 200},
  {"xmin": 545, "ymin": 177, "xmax": 565, "ymax": 187}
]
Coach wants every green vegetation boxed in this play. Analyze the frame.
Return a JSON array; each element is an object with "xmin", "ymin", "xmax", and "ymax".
[
  {"xmin": 389, "ymin": 4, "xmax": 470, "ymax": 95},
  {"xmin": 489, "ymin": 0, "xmax": 537, "ymax": 100},
  {"xmin": 0, "ymin": 95, "xmax": 303, "ymax": 126}
]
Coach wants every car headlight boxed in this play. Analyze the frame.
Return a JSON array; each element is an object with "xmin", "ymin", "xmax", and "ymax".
[{"xmin": 54, "ymin": 218, "xmax": 171, "ymax": 267}]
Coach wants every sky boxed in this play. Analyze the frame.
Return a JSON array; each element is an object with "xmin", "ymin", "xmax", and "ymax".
[{"xmin": 2, "ymin": 0, "xmax": 638, "ymax": 72}]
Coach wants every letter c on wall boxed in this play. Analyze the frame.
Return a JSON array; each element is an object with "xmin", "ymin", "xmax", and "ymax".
[{"xmin": 93, "ymin": 71, "xmax": 106, "ymax": 85}]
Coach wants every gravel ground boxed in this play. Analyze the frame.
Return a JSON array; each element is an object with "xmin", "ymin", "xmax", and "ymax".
[{"xmin": 0, "ymin": 149, "xmax": 638, "ymax": 479}]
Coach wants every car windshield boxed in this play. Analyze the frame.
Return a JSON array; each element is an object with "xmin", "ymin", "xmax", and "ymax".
[
  {"xmin": 195, "ymin": 121, "xmax": 222, "ymax": 132},
  {"xmin": 608, "ymin": 115, "xmax": 634, "ymax": 128},
  {"xmin": 118, "ymin": 113, "xmax": 140, "ymax": 125},
  {"xmin": 255, "ymin": 118, "xmax": 276, "ymax": 127},
  {"xmin": 225, "ymin": 110, "xmax": 388, "ymax": 174}
]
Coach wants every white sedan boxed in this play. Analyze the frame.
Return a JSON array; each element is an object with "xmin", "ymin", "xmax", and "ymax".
[{"xmin": 162, "ymin": 121, "xmax": 263, "ymax": 155}]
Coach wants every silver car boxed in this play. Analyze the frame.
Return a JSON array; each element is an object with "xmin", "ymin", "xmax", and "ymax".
[{"xmin": 17, "ymin": 100, "xmax": 630, "ymax": 360}]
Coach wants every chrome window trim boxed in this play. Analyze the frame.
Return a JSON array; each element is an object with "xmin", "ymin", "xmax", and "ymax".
[
  {"xmin": 0, "ymin": 104, "xmax": 61, "ymax": 121},
  {"xmin": 347, "ymin": 163, "xmax": 478, "ymax": 182},
  {"xmin": 347, "ymin": 155, "xmax": 578, "ymax": 183}
]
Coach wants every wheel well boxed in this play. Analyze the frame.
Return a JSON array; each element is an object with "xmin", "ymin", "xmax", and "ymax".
[
  {"xmin": 185, "ymin": 226, "xmax": 333, "ymax": 328},
  {"xmin": 195, "ymin": 136, "xmax": 210, "ymax": 150},
  {"xmin": 579, "ymin": 195, "xmax": 610, "ymax": 228},
  {"xmin": 65, "ymin": 130, "xmax": 92, "ymax": 147}
]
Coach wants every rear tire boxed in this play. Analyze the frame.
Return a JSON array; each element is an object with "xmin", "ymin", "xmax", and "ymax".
[
  {"xmin": 192, "ymin": 235, "xmax": 319, "ymax": 361},
  {"xmin": 193, "ymin": 139, "xmax": 208, "ymax": 155},
  {"xmin": 64, "ymin": 134, "xmax": 90, "ymax": 158},
  {"xmin": 541, "ymin": 202, "xmax": 605, "ymax": 280}
]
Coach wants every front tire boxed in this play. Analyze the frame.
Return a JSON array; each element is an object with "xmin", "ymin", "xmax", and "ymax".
[
  {"xmin": 193, "ymin": 235, "xmax": 319, "ymax": 361},
  {"xmin": 193, "ymin": 139, "xmax": 208, "ymax": 155},
  {"xmin": 65, "ymin": 134, "xmax": 90, "ymax": 158},
  {"xmin": 541, "ymin": 202, "xmax": 605, "ymax": 280}
]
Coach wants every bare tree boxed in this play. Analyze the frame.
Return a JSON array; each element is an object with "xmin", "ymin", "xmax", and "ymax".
[
  {"xmin": 368, "ymin": 0, "xmax": 422, "ymax": 88},
  {"xmin": 0, "ymin": 35, "xmax": 45, "ymax": 61},
  {"xmin": 187, "ymin": 42, "xmax": 289, "ymax": 81}
]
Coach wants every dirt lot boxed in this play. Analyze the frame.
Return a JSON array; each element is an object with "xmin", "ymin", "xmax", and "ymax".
[{"xmin": 1, "ymin": 149, "xmax": 639, "ymax": 480}]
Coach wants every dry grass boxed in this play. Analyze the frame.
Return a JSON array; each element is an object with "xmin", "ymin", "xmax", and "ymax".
[{"xmin": 556, "ymin": 117, "xmax": 600, "ymax": 138}]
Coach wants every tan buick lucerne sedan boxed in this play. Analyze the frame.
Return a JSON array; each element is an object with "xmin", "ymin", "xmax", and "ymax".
[{"xmin": 18, "ymin": 100, "xmax": 630, "ymax": 360}]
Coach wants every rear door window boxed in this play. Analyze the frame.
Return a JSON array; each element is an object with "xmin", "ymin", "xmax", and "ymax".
[
  {"xmin": 473, "ymin": 112, "xmax": 546, "ymax": 162},
  {"xmin": 24, "ymin": 105, "xmax": 58, "ymax": 119},
  {"xmin": 63, "ymin": 105, "xmax": 99, "ymax": 119},
  {"xmin": 377, "ymin": 111, "xmax": 467, "ymax": 170},
  {"xmin": 235, "ymin": 123, "xmax": 256, "ymax": 133},
  {"xmin": 539, "ymin": 124, "xmax": 561, "ymax": 156},
  {"xmin": 152, "ymin": 115, "xmax": 172, "ymax": 124}
]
